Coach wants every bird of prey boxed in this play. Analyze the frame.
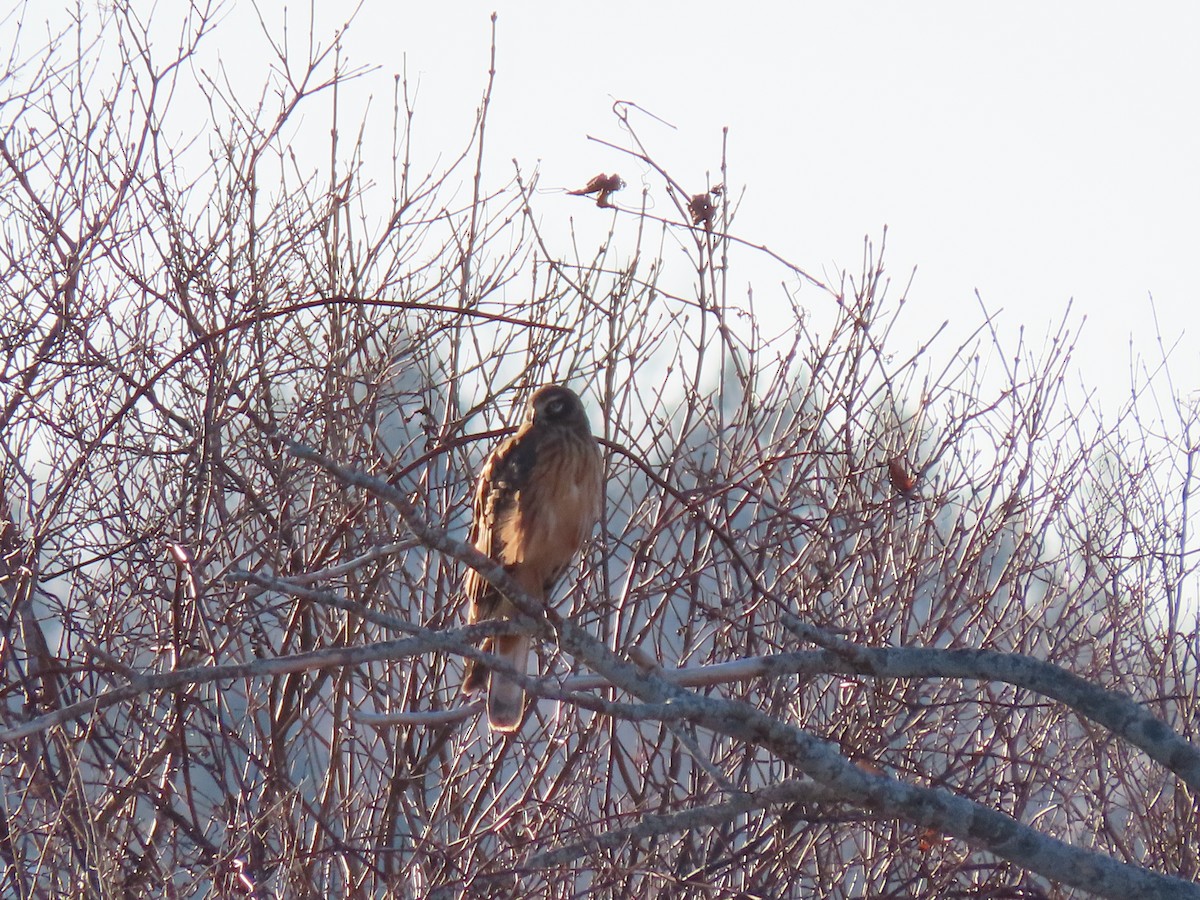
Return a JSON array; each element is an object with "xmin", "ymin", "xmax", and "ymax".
[
  {"xmin": 568, "ymin": 172, "xmax": 625, "ymax": 208},
  {"xmin": 461, "ymin": 385, "xmax": 604, "ymax": 731}
]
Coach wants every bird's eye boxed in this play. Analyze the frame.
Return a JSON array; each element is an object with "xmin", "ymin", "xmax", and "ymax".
[{"xmin": 546, "ymin": 399, "xmax": 565, "ymax": 416}]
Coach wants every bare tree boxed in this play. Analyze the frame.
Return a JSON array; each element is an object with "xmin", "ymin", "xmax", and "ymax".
[{"xmin": 0, "ymin": 4, "xmax": 1196, "ymax": 898}]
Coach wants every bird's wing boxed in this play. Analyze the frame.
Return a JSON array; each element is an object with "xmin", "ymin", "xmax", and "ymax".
[{"xmin": 464, "ymin": 426, "xmax": 538, "ymax": 622}]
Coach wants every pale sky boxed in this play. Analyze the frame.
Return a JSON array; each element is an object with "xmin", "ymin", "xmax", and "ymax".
[
  {"xmin": 262, "ymin": 1, "xmax": 1200, "ymax": 409},
  {"xmin": 13, "ymin": 1, "xmax": 1200, "ymax": 410}
]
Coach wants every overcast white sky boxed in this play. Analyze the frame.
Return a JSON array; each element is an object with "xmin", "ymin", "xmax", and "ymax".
[
  {"xmin": 273, "ymin": 1, "xmax": 1200, "ymax": 409},
  {"xmin": 14, "ymin": 1, "xmax": 1200, "ymax": 410}
]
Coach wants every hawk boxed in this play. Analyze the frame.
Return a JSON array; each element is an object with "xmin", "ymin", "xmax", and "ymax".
[
  {"xmin": 461, "ymin": 385, "xmax": 604, "ymax": 731},
  {"xmin": 568, "ymin": 172, "xmax": 625, "ymax": 208}
]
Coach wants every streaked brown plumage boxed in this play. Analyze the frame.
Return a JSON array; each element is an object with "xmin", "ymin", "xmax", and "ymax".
[{"xmin": 461, "ymin": 385, "xmax": 604, "ymax": 732}]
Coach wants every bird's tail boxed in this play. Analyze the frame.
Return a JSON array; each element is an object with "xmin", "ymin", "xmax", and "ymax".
[{"xmin": 486, "ymin": 633, "xmax": 530, "ymax": 732}]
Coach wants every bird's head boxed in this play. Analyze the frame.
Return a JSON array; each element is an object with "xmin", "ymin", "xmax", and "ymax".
[{"xmin": 527, "ymin": 385, "xmax": 589, "ymax": 429}]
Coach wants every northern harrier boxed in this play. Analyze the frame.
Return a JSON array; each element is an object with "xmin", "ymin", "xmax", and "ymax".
[{"xmin": 461, "ymin": 385, "xmax": 604, "ymax": 731}]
